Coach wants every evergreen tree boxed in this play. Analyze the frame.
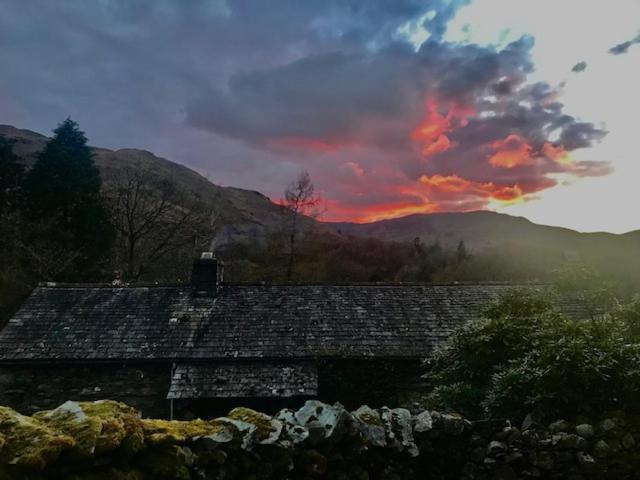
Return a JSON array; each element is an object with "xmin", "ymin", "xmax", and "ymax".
[
  {"xmin": 0, "ymin": 136, "xmax": 24, "ymax": 214},
  {"xmin": 23, "ymin": 118, "xmax": 114, "ymax": 279}
]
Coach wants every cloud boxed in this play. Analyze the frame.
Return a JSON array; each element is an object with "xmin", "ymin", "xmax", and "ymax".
[
  {"xmin": 571, "ymin": 61, "xmax": 587, "ymax": 73},
  {"xmin": 609, "ymin": 32, "xmax": 640, "ymax": 55},
  {"xmin": 188, "ymin": 34, "xmax": 609, "ymax": 220},
  {"xmin": 0, "ymin": 0, "xmax": 612, "ymax": 223}
]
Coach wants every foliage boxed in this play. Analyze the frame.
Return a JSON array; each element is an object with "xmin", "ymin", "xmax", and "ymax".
[
  {"xmin": 22, "ymin": 118, "xmax": 114, "ymax": 279},
  {"xmin": 426, "ymin": 288, "xmax": 640, "ymax": 421},
  {"xmin": 0, "ymin": 136, "xmax": 24, "ymax": 214},
  {"xmin": 0, "ymin": 136, "xmax": 28, "ymax": 321}
]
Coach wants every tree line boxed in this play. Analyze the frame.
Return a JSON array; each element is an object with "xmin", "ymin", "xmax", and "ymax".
[
  {"xmin": 0, "ymin": 118, "xmax": 215, "ymax": 322},
  {"xmin": 1, "ymin": 118, "xmax": 479, "ymax": 322}
]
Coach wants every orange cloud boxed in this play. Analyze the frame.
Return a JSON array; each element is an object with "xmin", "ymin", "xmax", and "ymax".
[
  {"xmin": 419, "ymin": 174, "xmax": 523, "ymax": 201},
  {"xmin": 411, "ymin": 100, "xmax": 471, "ymax": 157},
  {"xmin": 542, "ymin": 142, "xmax": 571, "ymax": 165},
  {"xmin": 488, "ymin": 134, "xmax": 534, "ymax": 168}
]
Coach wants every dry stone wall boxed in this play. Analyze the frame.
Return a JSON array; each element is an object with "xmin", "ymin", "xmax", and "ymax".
[{"xmin": 0, "ymin": 399, "xmax": 639, "ymax": 480}]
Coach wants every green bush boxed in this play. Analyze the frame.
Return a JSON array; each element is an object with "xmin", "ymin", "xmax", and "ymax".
[{"xmin": 426, "ymin": 288, "xmax": 640, "ymax": 421}]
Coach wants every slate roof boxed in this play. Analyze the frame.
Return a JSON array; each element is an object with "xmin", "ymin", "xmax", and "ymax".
[
  {"xmin": 167, "ymin": 362, "xmax": 317, "ymax": 399},
  {"xmin": 0, "ymin": 283, "xmax": 585, "ymax": 362}
]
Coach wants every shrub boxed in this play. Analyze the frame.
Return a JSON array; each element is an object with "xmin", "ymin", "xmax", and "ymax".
[{"xmin": 426, "ymin": 288, "xmax": 640, "ymax": 421}]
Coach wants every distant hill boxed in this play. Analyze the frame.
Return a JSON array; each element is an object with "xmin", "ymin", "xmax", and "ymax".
[
  {"xmin": 0, "ymin": 124, "xmax": 297, "ymax": 249},
  {"xmin": 328, "ymin": 211, "xmax": 640, "ymax": 282},
  {"xmin": 3, "ymin": 123, "xmax": 639, "ymax": 283},
  {"xmin": 328, "ymin": 211, "xmax": 639, "ymax": 250}
]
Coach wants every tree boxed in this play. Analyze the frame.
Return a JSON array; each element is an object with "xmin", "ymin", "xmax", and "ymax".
[
  {"xmin": 104, "ymin": 167, "xmax": 218, "ymax": 281},
  {"xmin": 426, "ymin": 289, "xmax": 640, "ymax": 421},
  {"xmin": 282, "ymin": 171, "xmax": 321, "ymax": 281},
  {"xmin": 0, "ymin": 136, "xmax": 24, "ymax": 214},
  {"xmin": 456, "ymin": 240, "xmax": 468, "ymax": 263},
  {"xmin": 0, "ymin": 137, "xmax": 27, "ymax": 323},
  {"xmin": 22, "ymin": 118, "xmax": 114, "ymax": 279}
]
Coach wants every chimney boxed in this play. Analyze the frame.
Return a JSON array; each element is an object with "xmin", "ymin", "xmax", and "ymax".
[{"xmin": 191, "ymin": 252, "xmax": 223, "ymax": 295}]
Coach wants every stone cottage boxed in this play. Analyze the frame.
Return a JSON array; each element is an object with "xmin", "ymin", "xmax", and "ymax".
[{"xmin": 0, "ymin": 254, "xmax": 583, "ymax": 419}]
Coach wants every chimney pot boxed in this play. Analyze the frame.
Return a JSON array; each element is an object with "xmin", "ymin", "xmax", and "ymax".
[{"xmin": 191, "ymin": 252, "xmax": 223, "ymax": 295}]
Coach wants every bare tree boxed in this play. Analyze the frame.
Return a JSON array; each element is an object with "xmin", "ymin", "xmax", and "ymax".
[
  {"xmin": 104, "ymin": 168, "xmax": 218, "ymax": 281},
  {"xmin": 282, "ymin": 170, "xmax": 322, "ymax": 281}
]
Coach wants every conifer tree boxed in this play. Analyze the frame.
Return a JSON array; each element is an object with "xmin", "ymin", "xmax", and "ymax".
[
  {"xmin": 0, "ymin": 136, "xmax": 24, "ymax": 214},
  {"xmin": 23, "ymin": 118, "xmax": 113, "ymax": 279}
]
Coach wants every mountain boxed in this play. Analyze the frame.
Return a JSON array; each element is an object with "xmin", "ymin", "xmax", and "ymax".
[
  {"xmin": 328, "ymin": 211, "xmax": 640, "ymax": 282},
  {"xmin": 0, "ymin": 124, "xmax": 295, "ymax": 248},
  {"xmin": 328, "ymin": 210, "xmax": 639, "ymax": 250},
  {"xmin": 3, "ymin": 123, "xmax": 639, "ymax": 283}
]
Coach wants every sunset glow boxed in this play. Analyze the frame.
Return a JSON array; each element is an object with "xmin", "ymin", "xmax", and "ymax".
[{"xmin": 1, "ymin": 0, "xmax": 637, "ymax": 231}]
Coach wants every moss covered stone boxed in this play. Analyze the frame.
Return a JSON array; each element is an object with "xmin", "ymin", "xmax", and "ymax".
[
  {"xmin": 142, "ymin": 417, "xmax": 235, "ymax": 446},
  {"xmin": 227, "ymin": 407, "xmax": 281, "ymax": 443},
  {"xmin": 34, "ymin": 400, "xmax": 145, "ymax": 458},
  {"xmin": 0, "ymin": 406, "xmax": 75, "ymax": 470}
]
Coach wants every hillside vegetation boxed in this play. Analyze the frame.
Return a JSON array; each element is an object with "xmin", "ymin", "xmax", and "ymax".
[{"xmin": 2, "ymin": 122, "xmax": 640, "ymax": 316}]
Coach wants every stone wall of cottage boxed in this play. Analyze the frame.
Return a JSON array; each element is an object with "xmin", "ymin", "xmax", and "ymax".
[
  {"xmin": 0, "ymin": 364, "xmax": 171, "ymax": 417},
  {"xmin": 0, "ymin": 360, "xmax": 425, "ymax": 421}
]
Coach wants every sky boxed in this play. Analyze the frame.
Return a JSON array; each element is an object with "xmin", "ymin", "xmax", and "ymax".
[{"xmin": 0, "ymin": 1, "xmax": 638, "ymax": 232}]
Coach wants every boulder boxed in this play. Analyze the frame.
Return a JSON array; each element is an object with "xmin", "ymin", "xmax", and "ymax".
[
  {"xmin": 142, "ymin": 417, "xmax": 235, "ymax": 447},
  {"xmin": 294, "ymin": 401, "xmax": 350, "ymax": 445},
  {"xmin": 380, "ymin": 407, "xmax": 418, "ymax": 456},
  {"xmin": 353, "ymin": 406, "xmax": 386, "ymax": 447},
  {"xmin": 575, "ymin": 424, "xmax": 595, "ymax": 439},
  {"xmin": 0, "ymin": 406, "xmax": 75, "ymax": 470},
  {"xmin": 34, "ymin": 400, "xmax": 144, "ymax": 457}
]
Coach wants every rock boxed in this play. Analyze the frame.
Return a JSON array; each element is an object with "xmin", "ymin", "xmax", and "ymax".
[
  {"xmin": 34, "ymin": 400, "xmax": 144, "ymax": 457},
  {"xmin": 217, "ymin": 417, "xmax": 259, "ymax": 450},
  {"xmin": 486, "ymin": 440, "xmax": 507, "ymax": 456},
  {"xmin": 554, "ymin": 433, "xmax": 588, "ymax": 450},
  {"xmin": 275, "ymin": 408, "xmax": 309, "ymax": 445},
  {"xmin": 380, "ymin": 407, "xmax": 418, "ymax": 456},
  {"xmin": 353, "ymin": 406, "xmax": 386, "ymax": 447},
  {"xmin": 593, "ymin": 440, "xmax": 610, "ymax": 458},
  {"xmin": 598, "ymin": 419, "xmax": 616, "ymax": 434},
  {"xmin": 439, "ymin": 413, "xmax": 466, "ymax": 436},
  {"xmin": 143, "ymin": 417, "xmax": 235, "ymax": 446},
  {"xmin": 549, "ymin": 420, "xmax": 571, "ymax": 433},
  {"xmin": 575, "ymin": 424, "xmax": 594, "ymax": 439},
  {"xmin": 412, "ymin": 410, "xmax": 433, "ymax": 434},
  {"xmin": 227, "ymin": 407, "xmax": 283, "ymax": 445},
  {"xmin": 622, "ymin": 432, "xmax": 636, "ymax": 449},
  {"xmin": 0, "ymin": 406, "xmax": 75, "ymax": 470},
  {"xmin": 295, "ymin": 401, "xmax": 349, "ymax": 445},
  {"xmin": 576, "ymin": 451, "xmax": 595, "ymax": 467}
]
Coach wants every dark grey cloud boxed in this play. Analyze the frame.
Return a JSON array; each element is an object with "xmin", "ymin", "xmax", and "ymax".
[
  {"xmin": 571, "ymin": 61, "xmax": 587, "ymax": 73},
  {"xmin": 609, "ymin": 32, "xmax": 640, "ymax": 55}
]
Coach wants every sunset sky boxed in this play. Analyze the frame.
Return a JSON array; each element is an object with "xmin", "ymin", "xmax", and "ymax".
[{"xmin": 1, "ymin": 0, "xmax": 638, "ymax": 232}]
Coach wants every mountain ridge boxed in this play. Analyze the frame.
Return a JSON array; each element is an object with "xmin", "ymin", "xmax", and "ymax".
[{"xmin": 2, "ymin": 124, "xmax": 639, "ymax": 272}]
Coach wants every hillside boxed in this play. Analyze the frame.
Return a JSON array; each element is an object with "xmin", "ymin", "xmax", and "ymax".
[
  {"xmin": 328, "ymin": 212, "xmax": 640, "ymax": 282},
  {"xmin": 3, "ymin": 123, "xmax": 640, "ymax": 284},
  {"xmin": 0, "ymin": 124, "xmax": 296, "ymax": 249},
  {"xmin": 329, "ymin": 211, "xmax": 640, "ymax": 250}
]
